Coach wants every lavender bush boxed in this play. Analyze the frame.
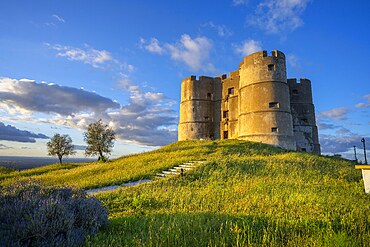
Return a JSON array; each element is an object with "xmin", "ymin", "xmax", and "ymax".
[{"xmin": 0, "ymin": 180, "xmax": 108, "ymax": 247}]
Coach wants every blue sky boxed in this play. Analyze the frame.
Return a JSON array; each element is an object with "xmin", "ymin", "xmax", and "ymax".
[{"xmin": 0, "ymin": 0, "xmax": 369, "ymax": 160}]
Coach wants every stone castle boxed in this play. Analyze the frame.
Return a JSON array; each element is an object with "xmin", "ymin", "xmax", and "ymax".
[{"xmin": 178, "ymin": 50, "xmax": 321, "ymax": 154}]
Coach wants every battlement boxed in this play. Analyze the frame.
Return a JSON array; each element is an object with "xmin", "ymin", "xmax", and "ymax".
[
  {"xmin": 246, "ymin": 50, "xmax": 285, "ymax": 60},
  {"xmin": 241, "ymin": 50, "xmax": 286, "ymax": 68},
  {"xmin": 263, "ymin": 50, "xmax": 285, "ymax": 58},
  {"xmin": 182, "ymin": 75, "xmax": 217, "ymax": 83},
  {"xmin": 288, "ymin": 78, "xmax": 312, "ymax": 89}
]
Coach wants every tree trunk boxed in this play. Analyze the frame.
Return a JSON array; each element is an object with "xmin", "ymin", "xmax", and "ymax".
[
  {"xmin": 58, "ymin": 155, "xmax": 63, "ymax": 164},
  {"xmin": 99, "ymin": 150, "xmax": 105, "ymax": 162}
]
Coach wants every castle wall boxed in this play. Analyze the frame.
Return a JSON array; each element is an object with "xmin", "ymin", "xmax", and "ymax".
[
  {"xmin": 178, "ymin": 76, "xmax": 221, "ymax": 140},
  {"xmin": 288, "ymin": 78, "xmax": 321, "ymax": 154},
  {"xmin": 178, "ymin": 50, "xmax": 320, "ymax": 154},
  {"xmin": 238, "ymin": 50, "xmax": 296, "ymax": 150},
  {"xmin": 221, "ymin": 70, "xmax": 239, "ymax": 139}
]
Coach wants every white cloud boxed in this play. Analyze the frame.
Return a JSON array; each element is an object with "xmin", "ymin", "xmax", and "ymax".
[
  {"xmin": 141, "ymin": 34, "xmax": 214, "ymax": 72},
  {"xmin": 234, "ymin": 39, "xmax": 262, "ymax": 56},
  {"xmin": 47, "ymin": 43, "xmax": 135, "ymax": 73},
  {"xmin": 52, "ymin": 14, "xmax": 65, "ymax": 23},
  {"xmin": 206, "ymin": 22, "xmax": 232, "ymax": 37},
  {"xmin": 248, "ymin": 0, "xmax": 310, "ymax": 34},
  {"xmin": 355, "ymin": 94, "xmax": 370, "ymax": 108},
  {"xmin": 166, "ymin": 34, "xmax": 213, "ymax": 71},
  {"xmin": 140, "ymin": 38, "xmax": 164, "ymax": 54},
  {"xmin": 320, "ymin": 107, "xmax": 349, "ymax": 121},
  {"xmin": 49, "ymin": 44, "xmax": 113, "ymax": 68}
]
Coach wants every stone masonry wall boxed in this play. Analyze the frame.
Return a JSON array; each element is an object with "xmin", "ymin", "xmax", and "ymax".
[{"xmin": 178, "ymin": 50, "xmax": 320, "ymax": 154}]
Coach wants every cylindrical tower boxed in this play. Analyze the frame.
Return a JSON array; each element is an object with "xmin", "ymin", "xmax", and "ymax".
[
  {"xmin": 178, "ymin": 76, "xmax": 218, "ymax": 140},
  {"xmin": 238, "ymin": 50, "xmax": 296, "ymax": 150},
  {"xmin": 288, "ymin": 78, "xmax": 321, "ymax": 154}
]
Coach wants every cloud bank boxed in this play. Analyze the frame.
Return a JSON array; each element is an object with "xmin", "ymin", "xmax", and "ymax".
[
  {"xmin": 0, "ymin": 77, "xmax": 177, "ymax": 146},
  {"xmin": 0, "ymin": 78, "xmax": 120, "ymax": 116},
  {"xmin": 0, "ymin": 122, "xmax": 49, "ymax": 143}
]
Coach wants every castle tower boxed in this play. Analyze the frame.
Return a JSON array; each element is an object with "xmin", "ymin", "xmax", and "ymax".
[
  {"xmin": 288, "ymin": 78, "xmax": 321, "ymax": 154},
  {"xmin": 238, "ymin": 50, "xmax": 296, "ymax": 150},
  {"xmin": 178, "ymin": 76, "xmax": 221, "ymax": 141},
  {"xmin": 220, "ymin": 70, "xmax": 239, "ymax": 139}
]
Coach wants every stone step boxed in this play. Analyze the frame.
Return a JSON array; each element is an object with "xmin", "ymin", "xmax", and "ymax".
[
  {"xmin": 154, "ymin": 161, "xmax": 206, "ymax": 179},
  {"xmin": 162, "ymin": 171, "xmax": 178, "ymax": 175},
  {"xmin": 183, "ymin": 162, "xmax": 196, "ymax": 166},
  {"xmin": 169, "ymin": 168, "xmax": 181, "ymax": 172},
  {"xmin": 173, "ymin": 166, "xmax": 192, "ymax": 170},
  {"xmin": 179, "ymin": 164, "xmax": 196, "ymax": 168}
]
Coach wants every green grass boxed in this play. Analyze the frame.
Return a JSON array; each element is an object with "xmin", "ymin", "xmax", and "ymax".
[{"xmin": 1, "ymin": 140, "xmax": 369, "ymax": 246}]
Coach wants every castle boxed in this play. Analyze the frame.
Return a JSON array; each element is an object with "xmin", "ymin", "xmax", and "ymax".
[{"xmin": 178, "ymin": 50, "xmax": 321, "ymax": 154}]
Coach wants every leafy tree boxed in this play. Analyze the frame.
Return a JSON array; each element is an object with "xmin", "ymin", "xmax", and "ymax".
[
  {"xmin": 47, "ymin": 134, "xmax": 76, "ymax": 164},
  {"xmin": 84, "ymin": 119, "xmax": 115, "ymax": 162}
]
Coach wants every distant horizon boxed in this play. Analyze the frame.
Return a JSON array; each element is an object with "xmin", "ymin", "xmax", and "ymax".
[{"xmin": 0, "ymin": 155, "xmax": 96, "ymax": 170}]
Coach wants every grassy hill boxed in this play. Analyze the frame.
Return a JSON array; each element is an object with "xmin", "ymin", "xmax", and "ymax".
[{"xmin": 1, "ymin": 140, "xmax": 369, "ymax": 246}]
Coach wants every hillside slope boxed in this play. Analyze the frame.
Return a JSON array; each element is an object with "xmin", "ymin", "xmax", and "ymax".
[
  {"xmin": 1, "ymin": 140, "xmax": 369, "ymax": 246},
  {"xmin": 0, "ymin": 140, "xmax": 282, "ymax": 189}
]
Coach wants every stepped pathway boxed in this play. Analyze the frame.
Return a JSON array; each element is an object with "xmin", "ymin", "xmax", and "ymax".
[
  {"xmin": 86, "ymin": 160, "xmax": 205, "ymax": 194},
  {"xmin": 155, "ymin": 160, "xmax": 205, "ymax": 178}
]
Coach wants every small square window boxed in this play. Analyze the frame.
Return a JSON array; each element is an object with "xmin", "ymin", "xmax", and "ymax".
[
  {"xmin": 268, "ymin": 64, "xmax": 275, "ymax": 71},
  {"xmin": 302, "ymin": 118, "xmax": 308, "ymax": 124},
  {"xmin": 191, "ymin": 127, "xmax": 194, "ymax": 131},
  {"xmin": 204, "ymin": 116, "xmax": 209, "ymax": 120},
  {"xmin": 269, "ymin": 102, "xmax": 280, "ymax": 109},
  {"xmin": 228, "ymin": 87, "xmax": 234, "ymax": 95},
  {"xmin": 223, "ymin": 131, "xmax": 228, "ymax": 139},
  {"xmin": 223, "ymin": 110, "xmax": 229, "ymax": 118},
  {"xmin": 207, "ymin": 93, "xmax": 212, "ymax": 99},
  {"xmin": 271, "ymin": 127, "xmax": 278, "ymax": 133},
  {"xmin": 292, "ymin": 89, "xmax": 298, "ymax": 95},
  {"xmin": 301, "ymin": 148, "xmax": 307, "ymax": 152}
]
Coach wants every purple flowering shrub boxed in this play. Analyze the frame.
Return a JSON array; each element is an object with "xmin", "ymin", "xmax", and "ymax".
[{"xmin": 0, "ymin": 180, "xmax": 108, "ymax": 247}]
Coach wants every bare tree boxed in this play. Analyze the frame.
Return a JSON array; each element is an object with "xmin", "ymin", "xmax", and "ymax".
[
  {"xmin": 47, "ymin": 134, "xmax": 76, "ymax": 164},
  {"xmin": 84, "ymin": 119, "xmax": 115, "ymax": 162}
]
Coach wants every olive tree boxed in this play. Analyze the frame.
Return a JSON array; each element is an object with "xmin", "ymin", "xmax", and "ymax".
[
  {"xmin": 47, "ymin": 134, "xmax": 76, "ymax": 164},
  {"xmin": 84, "ymin": 119, "xmax": 115, "ymax": 162}
]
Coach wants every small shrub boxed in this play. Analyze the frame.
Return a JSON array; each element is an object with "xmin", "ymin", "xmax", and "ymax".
[{"xmin": 0, "ymin": 180, "xmax": 108, "ymax": 247}]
